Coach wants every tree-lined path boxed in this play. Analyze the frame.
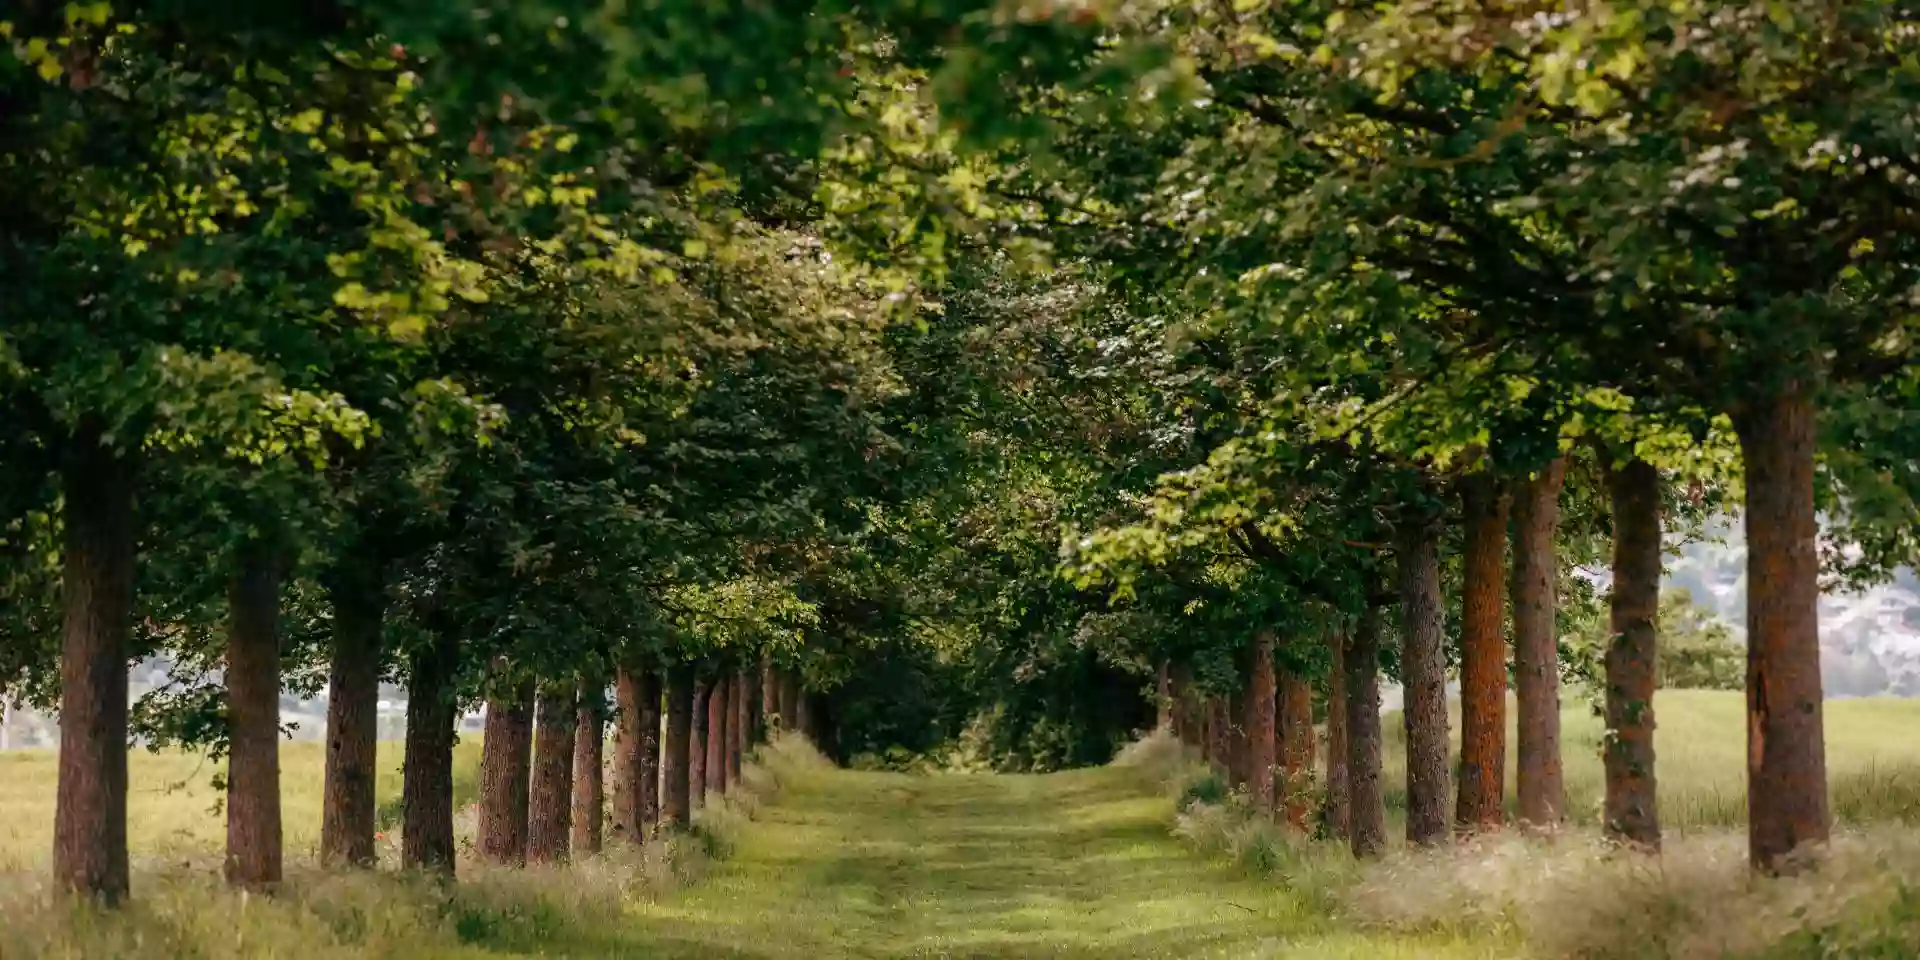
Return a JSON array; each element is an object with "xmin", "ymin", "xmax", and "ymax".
[{"xmin": 619, "ymin": 763, "xmax": 1499, "ymax": 959}]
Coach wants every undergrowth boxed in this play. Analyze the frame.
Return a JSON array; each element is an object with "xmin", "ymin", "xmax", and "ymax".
[
  {"xmin": 1116, "ymin": 727, "xmax": 1920, "ymax": 959},
  {"xmin": 0, "ymin": 734, "xmax": 826, "ymax": 959}
]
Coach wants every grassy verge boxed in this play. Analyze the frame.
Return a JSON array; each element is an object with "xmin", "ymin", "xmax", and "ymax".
[
  {"xmin": 619, "ymin": 746, "xmax": 1510, "ymax": 958},
  {"xmin": 0, "ymin": 735, "xmax": 822, "ymax": 958},
  {"xmin": 1120, "ymin": 690, "xmax": 1920, "ymax": 959}
]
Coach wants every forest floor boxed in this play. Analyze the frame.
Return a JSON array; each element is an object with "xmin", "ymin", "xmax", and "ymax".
[{"xmin": 601, "ymin": 763, "xmax": 1506, "ymax": 959}]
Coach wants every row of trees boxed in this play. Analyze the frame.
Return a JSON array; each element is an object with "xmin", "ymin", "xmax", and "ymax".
[
  {"xmin": 816, "ymin": 0, "xmax": 1920, "ymax": 878},
  {"xmin": 0, "ymin": 0, "xmax": 1131, "ymax": 903},
  {"xmin": 4, "ymin": 0, "xmax": 1916, "ymax": 906},
  {"xmin": 461, "ymin": 660, "xmax": 813, "ymax": 872}
]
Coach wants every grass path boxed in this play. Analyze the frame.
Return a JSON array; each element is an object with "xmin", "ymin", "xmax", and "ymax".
[{"xmin": 585, "ymin": 764, "xmax": 1509, "ymax": 959}]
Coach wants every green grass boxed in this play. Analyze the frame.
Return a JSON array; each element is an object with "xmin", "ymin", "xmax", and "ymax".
[
  {"xmin": 1129, "ymin": 690, "xmax": 1920, "ymax": 959},
  {"xmin": 616, "ymin": 759, "xmax": 1508, "ymax": 958},
  {"xmin": 1379, "ymin": 689, "xmax": 1920, "ymax": 833},
  {"xmin": 0, "ymin": 737, "xmax": 1511, "ymax": 958},
  {"xmin": 3, "ymin": 691, "xmax": 1917, "ymax": 957}
]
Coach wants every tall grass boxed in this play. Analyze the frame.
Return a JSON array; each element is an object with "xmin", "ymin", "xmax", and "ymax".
[
  {"xmin": 1120, "ymin": 691, "xmax": 1920, "ymax": 959},
  {"xmin": 0, "ymin": 734, "xmax": 826, "ymax": 958}
]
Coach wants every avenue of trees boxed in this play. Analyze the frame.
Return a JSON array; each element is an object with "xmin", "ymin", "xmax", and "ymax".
[{"xmin": 3, "ymin": 0, "xmax": 1918, "ymax": 906}]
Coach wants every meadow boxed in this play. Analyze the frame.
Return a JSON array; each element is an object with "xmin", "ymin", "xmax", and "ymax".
[
  {"xmin": 1136, "ymin": 689, "xmax": 1920, "ymax": 959},
  {"xmin": 0, "ymin": 740, "xmax": 478, "ymax": 870},
  {"xmin": 1, "ymin": 692, "xmax": 1917, "ymax": 958},
  {"xmin": 1376, "ymin": 689, "xmax": 1920, "ymax": 832},
  {"xmin": 0, "ymin": 737, "xmax": 788, "ymax": 959}
]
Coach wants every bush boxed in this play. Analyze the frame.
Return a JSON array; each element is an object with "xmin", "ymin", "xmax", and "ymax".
[{"xmin": 1178, "ymin": 771, "xmax": 1229, "ymax": 812}]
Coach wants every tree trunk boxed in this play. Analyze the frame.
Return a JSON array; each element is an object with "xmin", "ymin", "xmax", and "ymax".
[
  {"xmin": 1247, "ymin": 635, "xmax": 1277, "ymax": 815},
  {"xmin": 706, "ymin": 675, "xmax": 728, "ymax": 796},
  {"xmin": 1204, "ymin": 697, "xmax": 1228, "ymax": 770},
  {"xmin": 1398, "ymin": 509, "xmax": 1451, "ymax": 846},
  {"xmin": 662, "ymin": 664, "xmax": 694, "ymax": 828},
  {"xmin": 1169, "ymin": 664, "xmax": 1194, "ymax": 745},
  {"xmin": 761, "ymin": 656, "xmax": 780, "ymax": 731},
  {"xmin": 1456, "ymin": 473, "xmax": 1510, "ymax": 834},
  {"xmin": 611, "ymin": 666, "xmax": 646, "ymax": 846},
  {"xmin": 1280, "ymin": 666, "xmax": 1314, "ymax": 831},
  {"xmin": 689, "ymin": 680, "xmax": 709, "ymax": 810},
  {"xmin": 571, "ymin": 675, "xmax": 605, "ymax": 855},
  {"xmin": 746, "ymin": 665, "xmax": 764, "ymax": 745},
  {"xmin": 795, "ymin": 688, "xmax": 814, "ymax": 742},
  {"xmin": 1737, "ymin": 387, "xmax": 1829, "ymax": 872},
  {"xmin": 402, "ymin": 632, "xmax": 459, "ymax": 874},
  {"xmin": 477, "ymin": 678, "xmax": 534, "ymax": 864},
  {"xmin": 1323, "ymin": 625, "xmax": 1350, "ymax": 842},
  {"xmin": 1156, "ymin": 661, "xmax": 1174, "ymax": 730},
  {"xmin": 779, "ymin": 672, "xmax": 801, "ymax": 734},
  {"xmin": 729, "ymin": 671, "xmax": 747, "ymax": 782},
  {"xmin": 52, "ymin": 436, "xmax": 135, "ymax": 903},
  {"xmin": 1346, "ymin": 605, "xmax": 1387, "ymax": 858},
  {"xmin": 1513, "ymin": 458, "xmax": 1567, "ymax": 831},
  {"xmin": 527, "ymin": 683, "xmax": 576, "ymax": 863},
  {"xmin": 1226, "ymin": 688, "xmax": 1248, "ymax": 789},
  {"xmin": 1605, "ymin": 456, "xmax": 1662, "ymax": 850},
  {"xmin": 225, "ymin": 543, "xmax": 284, "ymax": 889},
  {"xmin": 321, "ymin": 567, "xmax": 384, "ymax": 868},
  {"xmin": 639, "ymin": 670, "xmax": 662, "ymax": 830}
]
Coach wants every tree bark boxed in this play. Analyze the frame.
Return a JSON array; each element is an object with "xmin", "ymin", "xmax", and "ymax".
[
  {"xmin": 779, "ymin": 672, "xmax": 801, "ymax": 734},
  {"xmin": 321, "ymin": 566, "xmax": 384, "ymax": 868},
  {"xmin": 1323, "ymin": 625, "xmax": 1350, "ymax": 842},
  {"xmin": 1605, "ymin": 456, "xmax": 1662, "ymax": 850},
  {"xmin": 1513, "ymin": 458, "xmax": 1567, "ymax": 831},
  {"xmin": 527, "ymin": 682, "xmax": 576, "ymax": 863},
  {"xmin": 1737, "ymin": 387, "xmax": 1829, "ymax": 872},
  {"xmin": 1204, "ymin": 696, "xmax": 1228, "ymax": 770},
  {"xmin": 746, "ymin": 665, "xmax": 764, "ymax": 745},
  {"xmin": 706, "ymin": 675, "xmax": 728, "ymax": 796},
  {"xmin": 571, "ymin": 675, "xmax": 605, "ymax": 855},
  {"xmin": 402, "ymin": 631, "xmax": 459, "ymax": 874},
  {"xmin": 1169, "ymin": 664, "xmax": 1194, "ymax": 745},
  {"xmin": 225, "ymin": 543, "xmax": 284, "ymax": 889},
  {"xmin": 1456, "ymin": 473, "xmax": 1511, "ymax": 834},
  {"xmin": 761, "ymin": 656, "xmax": 780, "ymax": 731},
  {"xmin": 1247, "ymin": 635, "xmax": 1277, "ymax": 815},
  {"xmin": 689, "ymin": 680, "xmax": 709, "ymax": 810},
  {"xmin": 639, "ymin": 669, "xmax": 662, "ymax": 830},
  {"xmin": 611, "ymin": 666, "xmax": 646, "ymax": 846},
  {"xmin": 1280, "ymin": 666, "xmax": 1313, "ymax": 831},
  {"xmin": 52, "ymin": 436, "xmax": 135, "ymax": 903},
  {"xmin": 1346, "ymin": 605, "xmax": 1387, "ymax": 858},
  {"xmin": 663, "ymin": 664, "xmax": 694, "ymax": 828},
  {"xmin": 477, "ymin": 678, "xmax": 534, "ymax": 864},
  {"xmin": 1398, "ymin": 509, "xmax": 1451, "ymax": 846},
  {"xmin": 729, "ymin": 671, "xmax": 747, "ymax": 782},
  {"xmin": 1156, "ymin": 661, "xmax": 1174, "ymax": 730},
  {"xmin": 1226, "ymin": 688, "xmax": 1248, "ymax": 789},
  {"xmin": 795, "ymin": 688, "xmax": 814, "ymax": 742}
]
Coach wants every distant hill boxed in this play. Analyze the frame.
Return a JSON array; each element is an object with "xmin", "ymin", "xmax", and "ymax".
[{"xmin": 1665, "ymin": 523, "xmax": 1920, "ymax": 698}]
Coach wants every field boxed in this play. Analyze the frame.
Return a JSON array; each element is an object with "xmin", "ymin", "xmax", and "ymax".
[
  {"xmin": 1134, "ymin": 689, "xmax": 1920, "ymax": 958},
  {"xmin": 0, "ymin": 692, "xmax": 1917, "ymax": 958},
  {"xmin": 0, "ymin": 740, "xmax": 481, "ymax": 870},
  {"xmin": 1378, "ymin": 689, "xmax": 1920, "ymax": 833}
]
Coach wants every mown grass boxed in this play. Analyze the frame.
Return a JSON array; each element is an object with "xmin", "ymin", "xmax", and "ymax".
[
  {"xmin": 1127, "ymin": 690, "xmax": 1920, "ymax": 959},
  {"xmin": 618, "ymin": 752, "xmax": 1510, "ymax": 958}
]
